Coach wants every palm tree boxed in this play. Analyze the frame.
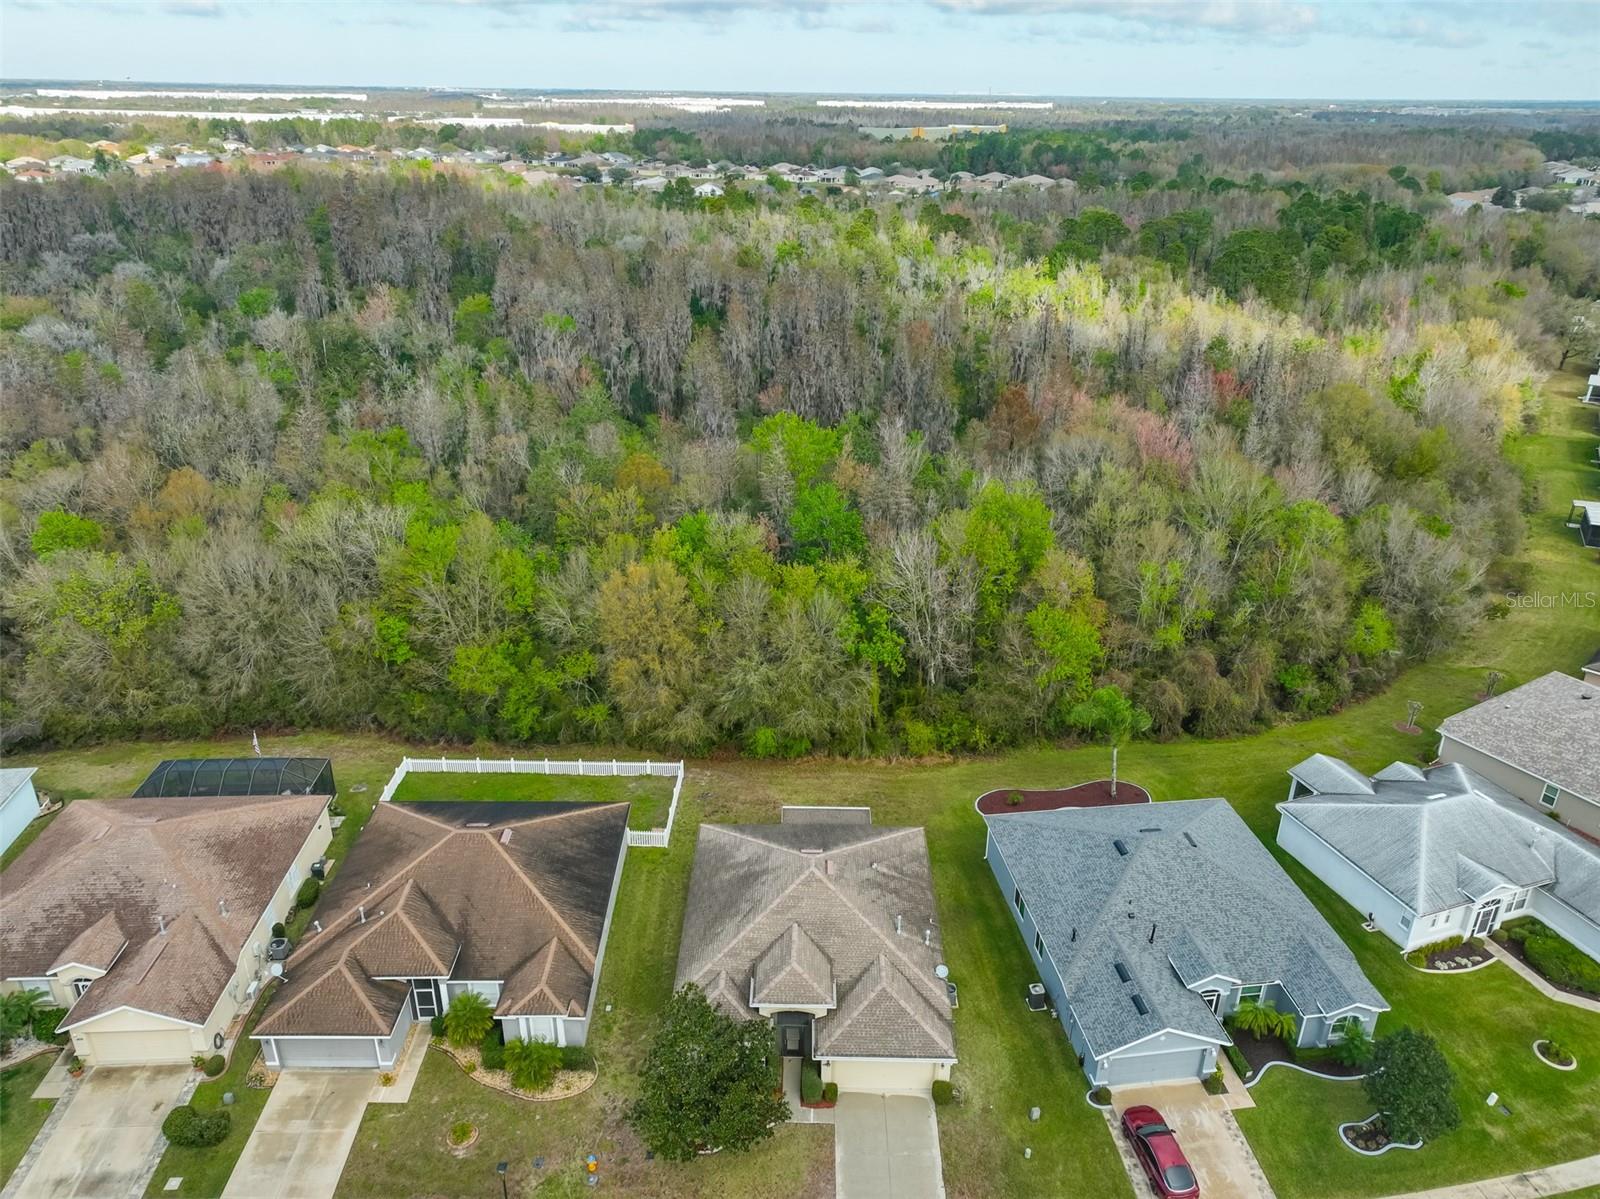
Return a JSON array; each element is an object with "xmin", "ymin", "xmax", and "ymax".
[
  {"xmin": 443, "ymin": 991, "xmax": 493, "ymax": 1049},
  {"xmin": 1229, "ymin": 999, "xmax": 1298, "ymax": 1043},
  {"xmin": 1067, "ymin": 685, "xmax": 1152, "ymax": 799},
  {"xmin": 0, "ymin": 988, "xmax": 47, "ymax": 1038}
]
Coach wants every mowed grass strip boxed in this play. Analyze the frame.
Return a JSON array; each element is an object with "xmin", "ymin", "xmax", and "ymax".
[
  {"xmin": 390, "ymin": 768, "xmax": 676, "ymax": 830},
  {"xmin": 0, "ymin": 1054, "xmax": 57, "ymax": 1188}
]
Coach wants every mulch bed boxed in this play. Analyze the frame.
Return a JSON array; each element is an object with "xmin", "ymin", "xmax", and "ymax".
[
  {"xmin": 1494, "ymin": 936, "xmax": 1600, "ymax": 1001},
  {"xmin": 1233, "ymin": 1033, "xmax": 1363, "ymax": 1080},
  {"xmin": 976, "ymin": 779, "xmax": 1151, "ymax": 815},
  {"xmin": 1342, "ymin": 1116, "xmax": 1397, "ymax": 1152},
  {"xmin": 1420, "ymin": 942, "xmax": 1492, "ymax": 970}
]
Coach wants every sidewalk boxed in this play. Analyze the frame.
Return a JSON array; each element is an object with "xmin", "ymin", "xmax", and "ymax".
[
  {"xmin": 1485, "ymin": 942, "xmax": 1600, "ymax": 1014},
  {"xmin": 1378, "ymin": 1152, "xmax": 1600, "ymax": 1199}
]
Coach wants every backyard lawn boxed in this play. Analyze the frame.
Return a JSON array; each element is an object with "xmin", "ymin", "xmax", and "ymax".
[
  {"xmin": 0, "ymin": 1054, "xmax": 57, "ymax": 1187},
  {"xmin": 6, "ymin": 375, "xmax": 1598, "ymax": 1198},
  {"xmin": 390, "ymin": 768, "xmax": 676, "ymax": 830}
]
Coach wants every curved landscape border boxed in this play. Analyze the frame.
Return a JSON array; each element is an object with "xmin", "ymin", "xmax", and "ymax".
[
  {"xmin": 1338, "ymin": 1112, "xmax": 1422, "ymax": 1157},
  {"xmin": 976, "ymin": 779, "xmax": 1152, "ymax": 816},
  {"xmin": 1533, "ymin": 1039, "xmax": 1578, "ymax": 1071},
  {"xmin": 431, "ymin": 1042, "xmax": 598, "ymax": 1103},
  {"xmin": 1244, "ymin": 1059, "xmax": 1365, "ymax": 1089}
]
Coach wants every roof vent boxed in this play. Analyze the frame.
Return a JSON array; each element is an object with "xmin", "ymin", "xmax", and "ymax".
[
  {"xmin": 1137, "ymin": 827, "xmax": 1161, "ymax": 833},
  {"xmin": 800, "ymin": 847, "xmax": 823, "ymax": 855},
  {"xmin": 1113, "ymin": 961, "xmax": 1130, "ymax": 983},
  {"xmin": 1428, "ymin": 792, "xmax": 1447, "ymax": 800},
  {"xmin": 499, "ymin": 828, "xmax": 513, "ymax": 845},
  {"xmin": 1183, "ymin": 832, "xmax": 1198, "ymax": 848},
  {"xmin": 1113, "ymin": 839, "xmax": 1130, "ymax": 857},
  {"xmin": 465, "ymin": 821, "xmax": 490, "ymax": 828},
  {"xmin": 825, "ymin": 859, "xmax": 836, "ymax": 875},
  {"xmin": 1131, "ymin": 994, "xmax": 1149, "ymax": 1016}
]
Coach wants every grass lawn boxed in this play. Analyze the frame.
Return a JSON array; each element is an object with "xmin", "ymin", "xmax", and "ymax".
[
  {"xmin": 9, "ymin": 375, "xmax": 1599, "ymax": 1198},
  {"xmin": 1235, "ymin": 859, "xmax": 1600, "ymax": 1199},
  {"xmin": 390, "ymin": 769, "xmax": 676, "ymax": 830},
  {"xmin": 0, "ymin": 1054, "xmax": 57, "ymax": 1187},
  {"xmin": 144, "ymin": 991, "xmax": 279, "ymax": 1198}
]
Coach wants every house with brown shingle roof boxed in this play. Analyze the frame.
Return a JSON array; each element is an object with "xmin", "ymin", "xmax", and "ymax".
[
  {"xmin": 1, "ymin": 793, "xmax": 331, "ymax": 1066},
  {"xmin": 675, "ymin": 808, "xmax": 956, "ymax": 1094},
  {"xmin": 252, "ymin": 800, "xmax": 628, "ymax": 1068}
]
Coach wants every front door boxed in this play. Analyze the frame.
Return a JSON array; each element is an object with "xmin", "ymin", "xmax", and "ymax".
[
  {"xmin": 1473, "ymin": 898, "xmax": 1502, "ymax": 937},
  {"xmin": 782, "ymin": 1023, "xmax": 803, "ymax": 1055}
]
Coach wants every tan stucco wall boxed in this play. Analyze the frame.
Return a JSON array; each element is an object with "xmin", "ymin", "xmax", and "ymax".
[
  {"xmin": 1437, "ymin": 736, "xmax": 1599, "ymax": 839},
  {"xmin": 821, "ymin": 1058, "xmax": 951, "ymax": 1094}
]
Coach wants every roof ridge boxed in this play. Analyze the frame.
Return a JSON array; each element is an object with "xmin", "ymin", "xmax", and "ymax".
[
  {"xmin": 687, "ymin": 861, "xmax": 822, "ymax": 981},
  {"xmin": 393, "ymin": 880, "xmax": 455, "ymax": 976},
  {"xmin": 810, "ymin": 869, "xmax": 947, "ymax": 1011}
]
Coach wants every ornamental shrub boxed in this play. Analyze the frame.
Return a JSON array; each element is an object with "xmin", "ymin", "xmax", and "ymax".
[
  {"xmin": 294, "ymin": 878, "xmax": 321, "ymax": 909},
  {"xmin": 800, "ymin": 1063, "xmax": 823, "ymax": 1104},
  {"xmin": 822, "ymin": 1081, "xmax": 838, "ymax": 1103},
  {"xmin": 162, "ymin": 1104, "xmax": 231, "ymax": 1148},
  {"xmin": 203, "ymin": 1054, "xmax": 226, "ymax": 1077},
  {"xmin": 479, "ymin": 1029, "xmax": 505, "ymax": 1071},
  {"xmin": 559, "ymin": 1044, "xmax": 593, "ymax": 1071},
  {"xmin": 504, "ymin": 1037, "xmax": 563, "ymax": 1092},
  {"xmin": 931, "ymin": 1079, "xmax": 954, "ymax": 1105}
]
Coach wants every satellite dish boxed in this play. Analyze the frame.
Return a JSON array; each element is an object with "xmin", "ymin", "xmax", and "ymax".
[{"xmin": 935, "ymin": 963, "xmax": 949, "ymax": 980}]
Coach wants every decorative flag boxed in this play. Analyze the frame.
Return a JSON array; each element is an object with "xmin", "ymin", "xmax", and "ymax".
[{"xmin": 252, "ymin": 729, "xmax": 261, "ymax": 756}]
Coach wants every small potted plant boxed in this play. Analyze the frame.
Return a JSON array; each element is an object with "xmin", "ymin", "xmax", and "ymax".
[{"xmin": 67, "ymin": 1054, "xmax": 85, "ymax": 1078}]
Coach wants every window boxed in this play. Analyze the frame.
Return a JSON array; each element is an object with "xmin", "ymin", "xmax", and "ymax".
[
  {"xmin": 1034, "ymin": 933, "xmax": 1045, "ymax": 957},
  {"xmin": 1508, "ymin": 890, "xmax": 1528, "ymax": 912},
  {"xmin": 1238, "ymin": 984, "xmax": 1264, "ymax": 1005},
  {"xmin": 1400, "ymin": 913, "xmax": 1414, "ymax": 931},
  {"xmin": 1331, "ymin": 1015, "xmax": 1362, "ymax": 1041},
  {"xmin": 1013, "ymin": 888, "xmax": 1026, "ymax": 918},
  {"xmin": 72, "ymin": 978, "xmax": 92, "ymax": 999},
  {"xmin": 1539, "ymin": 782, "xmax": 1560, "ymax": 809}
]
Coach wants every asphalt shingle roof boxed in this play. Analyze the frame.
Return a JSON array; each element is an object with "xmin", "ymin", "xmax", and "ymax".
[
  {"xmin": 1436, "ymin": 671, "xmax": 1600, "ymax": 801},
  {"xmin": 1279, "ymin": 756, "xmax": 1600, "ymax": 924},
  {"xmin": 1, "ymin": 793, "xmax": 328, "ymax": 1028},
  {"xmin": 255, "ymin": 801, "xmax": 627, "ymax": 1037},
  {"xmin": 676, "ymin": 821, "xmax": 955, "ymax": 1060},
  {"xmin": 986, "ymin": 800, "xmax": 1386, "ymax": 1060}
]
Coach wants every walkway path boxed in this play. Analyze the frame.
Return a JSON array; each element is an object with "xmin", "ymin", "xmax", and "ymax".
[
  {"xmin": 1485, "ymin": 942, "xmax": 1600, "ymax": 1014},
  {"xmin": 1377, "ymin": 1152, "xmax": 1600, "ymax": 1199}
]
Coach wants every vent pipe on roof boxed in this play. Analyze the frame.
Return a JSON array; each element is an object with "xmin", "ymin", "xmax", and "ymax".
[
  {"xmin": 1071, "ymin": 927, "xmax": 1077, "ymax": 942},
  {"xmin": 312, "ymin": 920, "xmax": 322, "ymax": 933},
  {"xmin": 157, "ymin": 914, "xmax": 166, "ymax": 935},
  {"xmin": 1149, "ymin": 922, "xmax": 1157, "ymax": 945},
  {"xmin": 358, "ymin": 905, "xmax": 366, "ymax": 924},
  {"xmin": 218, "ymin": 898, "xmax": 228, "ymax": 917},
  {"xmin": 924, "ymin": 928, "xmax": 932, "ymax": 947},
  {"xmin": 895, "ymin": 914, "xmax": 903, "ymax": 936}
]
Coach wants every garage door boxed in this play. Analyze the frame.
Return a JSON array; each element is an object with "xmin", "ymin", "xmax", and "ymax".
[
  {"xmin": 269, "ymin": 1036, "xmax": 379, "ymax": 1069},
  {"xmin": 826, "ymin": 1059, "xmax": 939, "ymax": 1094},
  {"xmin": 1106, "ymin": 1047, "xmax": 1210, "ymax": 1086},
  {"xmin": 80, "ymin": 1027, "xmax": 194, "ymax": 1066}
]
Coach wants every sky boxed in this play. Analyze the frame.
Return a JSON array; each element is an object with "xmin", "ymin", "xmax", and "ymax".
[{"xmin": 2, "ymin": 0, "xmax": 1598, "ymax": 102}]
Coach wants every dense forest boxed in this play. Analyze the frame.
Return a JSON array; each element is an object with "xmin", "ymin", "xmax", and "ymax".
[{"xmin": 0, "ymin": 152, "xmax": 1595, "ymax": 754}]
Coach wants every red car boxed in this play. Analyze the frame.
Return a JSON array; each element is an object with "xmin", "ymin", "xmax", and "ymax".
[{"xmin": 1120, "ymin": 1104, "xmax": 1200, "ymax": 1198}]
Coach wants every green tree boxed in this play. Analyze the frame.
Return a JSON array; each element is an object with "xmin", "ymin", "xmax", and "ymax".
[
  {"xmin": 1210, "ymin": 229, "xmax": 1302, "ymax": 307},
  {"xmin": 443, "ymin": 991, "xmax": 494, "ymax": 1048},
  {"xmin": 31, "ymin": 511, "xmax": 105, "ymax": 559},
  {"xmin": 452, "ymin": 293, "xmax": 495, "ymax": 348},
  {"xmin": 0, "ymin": 989, "xmax": 46, "ymax": 1038},
  {"xmin": 1067, "ymin": 685, "xmax": 1152, "ymax": 798},
  {"xmin": 236, "ymin": 286, "xmax": 276, "ymax": 318},
  {"xmin": 1229, "ymin": 1000, "xmax": 1298, "ymax": 1043},
  {"xmin": 789, "ymin": 483, "xmax": 866, "ymax": 563},
  {"xmin": 629, "ymin": 984, "xmax": 789, "ymax": 1161},
  {"xmin": 1363, "ymin": 1028, "xmax": 1460, "ymax": 1144}
]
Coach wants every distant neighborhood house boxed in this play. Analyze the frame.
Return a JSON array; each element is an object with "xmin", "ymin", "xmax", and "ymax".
[
  {"xmin": 1278, "ymin": 754, "xmax": 1600, "ymax": 962},
  {"xmin": 1435, "ymin": 671, "xmax": 1600, "ymax": 838},
  {"xmin": 986, "ymin": 799, "xmax": 1387, "ymax": 1087},
  {"xmin": 252, "ymin": 800, "xmax": 628, "ymax": 1069},
  {"xmin": 0, "ymin": 767, "xmax": 43, "ymax": 857}
]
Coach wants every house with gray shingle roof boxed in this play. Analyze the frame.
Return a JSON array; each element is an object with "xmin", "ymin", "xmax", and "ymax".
[
  {"xmin": 675, "ymin": 809, "xmax": 955, "ymax": 1094},
  {"xmin": 1435, "ymin": 670, "xmax": 1600, "ymax": 839},
  {"xmin": 1279, "ymin": 755, "xmax": 1600, "ymax": 962},
  {"xmin": 986, "ymin": 799, "xmax": 1386, "ymax": 1087}
]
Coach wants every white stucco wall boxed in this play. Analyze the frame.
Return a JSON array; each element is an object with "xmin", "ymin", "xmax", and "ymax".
[
  {"xmin": 0, "ymin": 775, "xmax": 40, "ymax": 857},
  {"xmin": 1527, "ymin": 890, "xmax": 1600, "ymax": 962},
  {"xmin": 1276, "ymin": 812, "xmax": 1423, "ymax": 948}
]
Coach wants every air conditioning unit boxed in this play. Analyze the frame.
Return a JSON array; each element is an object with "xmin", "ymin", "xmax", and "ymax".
[
  {"xmin": 1026, "ymin": 983, "xmax": 1049, "ymax": 1012},
  {"xmin": 244, "ymin": 979, "xmax": 259, "ymax": 1001}
]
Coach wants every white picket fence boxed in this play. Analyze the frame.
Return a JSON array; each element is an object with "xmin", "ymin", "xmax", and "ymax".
[{"xmin": 378, "ymin": 755, "xmax": 684, "ymax": 848}]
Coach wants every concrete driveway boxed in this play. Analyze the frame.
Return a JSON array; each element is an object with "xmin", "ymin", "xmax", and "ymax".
[
  {"xmin": 1108, "ymin": 1082, "xmax": 1275, "ymax": 1199},
  {"xmin": 9, "ymin": 1064, "xmax": 190, "ymax": 1199},
  {"xmin": 221, "ymin": 1071, "xmax": 373, "ymax": 1199},
  {"xmin": 834, "ymin": 1092, "xmax": 945, "ymax": 1199}
]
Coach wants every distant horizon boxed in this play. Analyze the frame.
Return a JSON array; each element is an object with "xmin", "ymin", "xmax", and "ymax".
[
  {"xmin": 4, "ymin": 78, "xmax": 1599, "ymax": 110},
  {"xmin": 1, "ymin": 1, "xmax": 1594, "ymax": 105}
]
